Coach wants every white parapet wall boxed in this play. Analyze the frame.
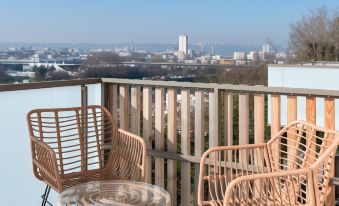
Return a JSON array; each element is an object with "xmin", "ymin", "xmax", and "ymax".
[
  {"xmin": 0, "ymin": 83, "xmax": 101, "ymax": 205},
  {"xmin": 268, "ymin": 63, "xmax": 339, "ymax": 129}
]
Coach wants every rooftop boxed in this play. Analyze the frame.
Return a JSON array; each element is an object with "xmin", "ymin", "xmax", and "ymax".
[{"xmin": 269, "ymin": 61, "xmax": 339, "ymax": 68}]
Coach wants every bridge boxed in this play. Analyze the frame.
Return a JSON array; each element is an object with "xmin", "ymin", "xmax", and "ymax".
[
  {"xmin": 0, "ymin": 59, "xmax": 80, "ymax": 66},
  {"xmin": 0, "ymin": 59, "xmax": 79, "ymax": 75},
  {"xmin": 113, "ymin": 61, "xmax": 259, "ymax": 68},
  {"xmin": 0, "ymin": 59, "xmax": 37, "ymax": 64}
]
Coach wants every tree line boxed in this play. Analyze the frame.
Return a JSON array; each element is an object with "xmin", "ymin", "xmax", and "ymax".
[{"xmin": 289, "ymin": 6, "xmax": 339, "ymax": 62}]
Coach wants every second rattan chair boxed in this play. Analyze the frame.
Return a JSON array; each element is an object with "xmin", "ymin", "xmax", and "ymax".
[
  {"xmin": 27, "ymin": 105, "xmax": 147, "ymax": 205},
  {"xmin": 198, "ymin": 120, "xmax": 339, "ymax": 206}
]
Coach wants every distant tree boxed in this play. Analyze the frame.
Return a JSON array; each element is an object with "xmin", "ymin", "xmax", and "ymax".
[
  {"xmin": 193, "ymin": 65, "xmax": 267, "ymax": 86},
  {"xmin": 289, "ymin": 6, "xmax": 339, "ymax": 61},
  {"xmin": 33, "ymin": 66, "xmax": 48, "ymax": 80},
  {"xmin": 81, "ymin": 52, "xmax": 122, "ymax": 67},
  {"xmin": 0, "ymin": 69, "xmax": 13, "ymax": 83},
  {"xmin": 331, "ymin": 11, "xmax": 339, "ymax": 61},
  {"xmin": 46, "ymin": 71, "xmax": 72, "ymax": 80},
  {"xmin": 49, "ymin": 65, "xmax": 56, "ymax": 71}
]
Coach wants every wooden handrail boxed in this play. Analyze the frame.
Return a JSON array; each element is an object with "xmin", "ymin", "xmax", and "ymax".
[
  {"xmin": 102, "ymin": 78, "xmax": 339, "ymax": 98},
  {"xmin": 1, "ymin": 77, "xmax": 339, "ymax": 98},
  {"xmin": 0, "ymin": 78, "xmax": 101, "ymax": 92}
]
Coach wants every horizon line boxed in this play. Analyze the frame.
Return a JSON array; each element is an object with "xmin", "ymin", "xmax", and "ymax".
[{"xmin": 0, "ymin": 41, "xmax": 286, "ymax": 46}]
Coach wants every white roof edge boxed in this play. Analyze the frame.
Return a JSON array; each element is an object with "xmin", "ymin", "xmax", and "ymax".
[{"xmin": 268, "ymin": 63, "xmax": 339, "ymax": 69}]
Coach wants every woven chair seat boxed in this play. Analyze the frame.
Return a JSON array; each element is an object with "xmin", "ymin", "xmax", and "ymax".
[{"xmin": 60, "ymin": 169, "xmax": 118, "ymax": 190}]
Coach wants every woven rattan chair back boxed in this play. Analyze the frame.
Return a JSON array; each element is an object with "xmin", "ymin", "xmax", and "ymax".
[
  {"xmin": 28, "ymin": 105, "xmax": 116, "ymax": 175},
  {"xmin": 267, "ymin": 121, "xmax": 339, "ymax": 205},
  {"xmin": 27, "ymin": 105, "xmax": 146, "ymax": 193},
  {"xmin": 198, "ymin": 120, "xmax": 339, "ymax": 206}
]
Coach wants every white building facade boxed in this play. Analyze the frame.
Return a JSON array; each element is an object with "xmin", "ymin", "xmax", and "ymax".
[
  {"xmin": 247, "ymin": 51, "xmax": 258, "ymax": 61},
  {"xmin": 263, "ymin": 44, "xmax": 273, "ymax": 53},
  {"xmin": 233, "ymin": 52, "xmax": 246, "ymax": 60},
  {"xmin": 178, "ymin": 34, "xmax": 188, "ymax": 60}
]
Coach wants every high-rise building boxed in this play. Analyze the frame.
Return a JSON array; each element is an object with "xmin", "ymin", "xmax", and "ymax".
[
  {"xmin": 178, "ymin": 34, "xmax": 188, "ymax": 60},
  {"xmin": 262, "ymin": 43, "xmax": 275, "ymax": 61},
  {"xmin": 262, "ymin": 44, "xmax": 273, "ymax": 53},
  {"xmin": 199, "ymin": 43, "xmax": 204, "ymax": 56}
]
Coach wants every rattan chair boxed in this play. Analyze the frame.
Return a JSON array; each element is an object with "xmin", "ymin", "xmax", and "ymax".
[
  {"xmin": 198, "ymin": 120, "xmax": 339, "ymax": 206},
  {"xmin": 27, "ymin": 105, "xmax": 147, "ymax": 205}
]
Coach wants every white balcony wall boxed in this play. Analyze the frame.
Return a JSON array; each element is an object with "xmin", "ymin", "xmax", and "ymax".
[
  {"xmin": 268, "ymin": 65, "xmax": 339, "ymax": 129},
  {"xmin": 0, "ymin": 84, "xmax": 101, "ymax": 205},
  {"xmin": 88, "ymin": 83, "xmax": 102, "ymax": 105}
]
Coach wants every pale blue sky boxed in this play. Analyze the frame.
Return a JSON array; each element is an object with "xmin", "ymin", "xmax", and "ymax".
[{"xmin": 0, "ymin": 0, "xmax": 338, "ymax": 45}]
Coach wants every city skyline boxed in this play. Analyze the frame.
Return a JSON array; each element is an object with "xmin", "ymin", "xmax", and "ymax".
[{"xmin": 1, "ymin": 1, "xmax": 339, "ymax": 45}]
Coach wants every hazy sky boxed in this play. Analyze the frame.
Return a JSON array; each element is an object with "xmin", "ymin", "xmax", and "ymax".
[{"xmin": 1, "ymin": 0, "xmax": 339, "ymax": 45}]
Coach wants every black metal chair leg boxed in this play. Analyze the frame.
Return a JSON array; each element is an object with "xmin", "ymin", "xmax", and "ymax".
[
  {"xmin": 41, "ymin": 185, "xmax": 53, "ymax": 206},
  {"xmin": 41, "ymin": 185, "xmax": 48, "ymax": 206}
]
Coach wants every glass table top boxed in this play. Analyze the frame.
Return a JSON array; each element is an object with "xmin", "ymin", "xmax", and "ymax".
[{"xmin": 58, "ymin": 180, "xmax": 170, "ymax": 206}]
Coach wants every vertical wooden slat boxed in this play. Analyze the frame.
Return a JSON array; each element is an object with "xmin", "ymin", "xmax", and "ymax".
[
  {"xmin": 305, "ymin": 97, "xmax": 316, "ymax": 165},
  {"xmin": 181, "ymin": 89, "xmax": 190, "ymax": 206},
  {"xmin": 287, "ymin": 96, "xmax": 297, "ymax": 124},
  {"xmin": 306, "ymin": 97, "xmax": 316, "ymax": 124},
  {"xmin": 325, "ymin": 98, "xmax": 335, "ymax": 204},
  {"xmin": 325, "ymin": 98, "xmax": 335, "ymax": 129},
  {"xmin": 287, "ymin": 95, "xmax": 297, "ymax": 169},
  {"xmin": 109, "ymin": 84, "xmax": 118, "ymax": 121},
  {"xmin": 155, "ymin": 88, "xmax": 165, "ymax": 188},
  {"xmin": 271, "ymin": 95, "xmax": 281, "ymax": 134},
  {"xmin": 239, "ymin": 93, "xmax": 249, "ymax": 145},
  {"xmin": 81, "ymin": 85, "xmax": 88, "ymax": 108},
  {"xmin": 195, "ymin": 90, "xmax": 205, "ymax": 155},
  {"xmin": 239, "ymin": 93, "xmax": 249, "ymax": 177},
  {"xmin": 131, "ymin": 86, "xmax": 141, "ymax": 135},
  {"xmin": 142, "ymin": 87, "xmax": 152, "ymax": 183},
  {"xmin": 101, "ymin": 83, "xmax": 110, "ymax": 163},
  {"xmin": 224, "ymin": 92, "xmax": 233, "ymax": 146},
  {"xmin": 194, "ymin": 90, "xmax": 205, "ymax": 205},
  {"xmin": 253, "ymin": 93, "xmax": 264, "ymax": 198},
  {"xmin": 167, "ymin": 88, "xmax": 177, "ymax": 205},
  {"xmin": 101, "ymin": 83, "xmax": 109, "ymax": 108},
  {"xmin": 80, "ymin": 85, "xmax": 88, "ymax": 170},
  {"xmin": 119, "ymin": 85, "xmax": 129, "ymax": 131},
  {"xmin": 271, "ymin": 95, "xmax": 281, "ymax": 170},
  {"xmin": 224, "ymin": 92, "xmax": 233, "ymax": 164},
  {"xmin": 209, "ymin": 88, "xmax": 219, "ymax": 147},
  {"xmin": 254, "ymin": 93, "xmax": 265, "ymax": 144}
]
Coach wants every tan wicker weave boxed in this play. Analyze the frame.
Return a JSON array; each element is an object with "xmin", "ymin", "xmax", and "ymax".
[
  {"xmin": 198, "ymin": 120, "xmax": 339, "ymax": 206},
  {"xmin": 27, "ymin": 105, "xmax": 147, "ymax": 194}
]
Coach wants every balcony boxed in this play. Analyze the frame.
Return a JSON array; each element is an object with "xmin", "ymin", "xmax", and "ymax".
[{"xmin": 1, "ymin": 78, "xmax": 339, "ymax": 205}]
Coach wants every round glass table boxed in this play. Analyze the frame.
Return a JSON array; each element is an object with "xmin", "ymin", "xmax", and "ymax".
[{"xmin": 58, "ymin": 180, "xmax": 170, "ymax": 206}]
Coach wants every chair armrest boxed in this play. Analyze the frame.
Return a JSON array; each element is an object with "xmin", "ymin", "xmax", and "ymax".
[
  {"xmin": 198, "ymin": 144, "xmax": 269, "ymax": 205},
  {"xmin": 106, "ymin": 129, "xmax": 147, "ymax": 182},
  {"xmin": 224, "ymin": 168, "xmax": 313, "ymax": 205},
  {"xmin": 30, "ymin": 137, "xmax": 62, "ymax": 192},
  {"xmin": 200, "ymin": 143, "xmax": 267, "ymax": 161}
]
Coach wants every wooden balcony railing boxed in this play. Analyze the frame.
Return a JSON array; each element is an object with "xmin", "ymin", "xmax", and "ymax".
[
  {"xmin": 100, "ymin": 78, "xmax": 339, "ymax": 205},
  {"xmin": 1, "ymin": 78, "xmax": 339, "ymax": 205}
]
